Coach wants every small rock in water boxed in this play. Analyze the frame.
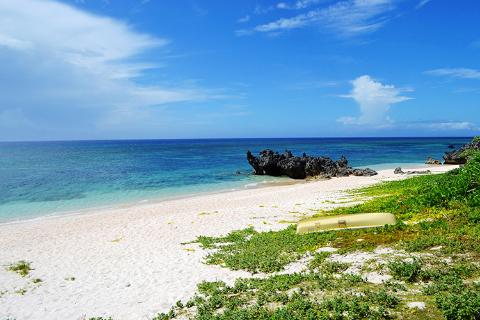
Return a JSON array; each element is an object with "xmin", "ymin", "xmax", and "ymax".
[
  {"xmin": 425, "ymin": 157, "xmax": 441, "ymax": 165},
  {"xmin": 407, "ymin": 301, "xmax": 426, "ymax": 310}
]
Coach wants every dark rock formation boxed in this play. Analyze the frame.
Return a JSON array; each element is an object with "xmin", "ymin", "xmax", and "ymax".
[
  {"xmin": 350, "ymin": 168, "xmax": 378, "ymax": 176},
  {"xmin": 444, "ymin": 149, "xmax": 467, "ymax": 165},
  {"xmin": 246, "ymin": 150, "xmax": 377, "ymax": 179},
  {"xmin": 443, "ymin": 138, "xmax": 480, "ymax": 164},
  {"xmin": 394, "ymin": 167, "xmax": 431, "ymax": 175},
  {"xmin": 425, "ymin": 157, "xmax": 441, "ymax": 165},
  {"xmin": 448, "ymin": 144, "xmax": 455, "ymax": 149},
  {"xmin": 394, "ymin": 167, "xmax": 403, "ymax": 174}
]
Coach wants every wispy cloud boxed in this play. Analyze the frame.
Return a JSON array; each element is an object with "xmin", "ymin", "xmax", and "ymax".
[
  {"xmin": 0, "ymin": 0, "xmax": 216, "ymax": 140},
  {"xmin": 237, "ymin": 0, "xmax": 397, "ymax": 37},
  {"xmin": 192, "ymin": 4, "xmax": 208, "ymax": 16},
  {"xmin": 276, "ymin": 0, "xmax": 323, "ymax": 10},
  {"xmin": 415, "ymin": 0, "xmax": 432, "ymax": 10},
  {"xmin": 253, "ymin": 4, "xmax": 275, "ymax": 15},
  {"xmin": 425, "ymin": 68, "xmax": 480, "ymax": 80},
  {"xmin": 423, "ymin": 121, "xmax": 477, "ymax": 130},
  {"xmin": 287, "ymin": 80, "xmax": 343, "ymax": 90},
  {"xmin": 397, "ymin": 120, "xmax": 478, "ymax": 131},
  {"xmin": 237, "ymin": 15, "xmax": 250, "ymax": 23},
  {"xmin": 338, "ymin": 75, "xmax": 412, "ymax": 126}
]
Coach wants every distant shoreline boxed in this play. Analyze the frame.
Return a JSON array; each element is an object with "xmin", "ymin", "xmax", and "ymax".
[
  {"xmin": 0, "ymin": 162, "xmax": 441, "ymax": 225},
  {"xmin": 0, "ymin": 161, "xmax": 437, "ymax": 225}
]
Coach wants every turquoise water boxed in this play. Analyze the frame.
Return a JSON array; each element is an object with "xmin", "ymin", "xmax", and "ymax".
[{"xmin": 0, "ymin": 138, "xmax": 470, "ymax": 222}]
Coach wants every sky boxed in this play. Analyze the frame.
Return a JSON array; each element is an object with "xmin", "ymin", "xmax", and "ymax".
[{"xmin": 0, "ymin": 0, "xmax": 479, "ymax": 141}]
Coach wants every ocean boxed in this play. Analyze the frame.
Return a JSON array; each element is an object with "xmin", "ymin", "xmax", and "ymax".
[{"xmin": 0, "ymin": 137, "xmax": 470, "ymax": 222}]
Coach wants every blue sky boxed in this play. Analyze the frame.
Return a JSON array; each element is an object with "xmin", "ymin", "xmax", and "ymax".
[{"xmin": 0, "ymin": 0, "xmax": 479, "ymax": 140}]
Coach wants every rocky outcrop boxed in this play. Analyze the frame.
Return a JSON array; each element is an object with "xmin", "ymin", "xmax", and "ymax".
[
  {"xmin": 246, "ymin": 150, "xmax": 377, "ymax": 179},
  {"xmin": 444, "ymin": 149, "xmax": 467, "ymax": 165},
  {"xmin": 394, "ymin": 167, "xmax": 431, "ymax": 175},
  {"xmin": 443, "ymin": 138, "xmax": 480, "ymax": 164},
  {"xmin": 425, "ymin": 157, "xmax": 441, "ymax": 165}
]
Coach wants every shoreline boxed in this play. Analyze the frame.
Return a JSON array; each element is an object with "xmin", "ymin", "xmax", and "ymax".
[
  {"xmin": 0, "ymin": 162, "xmax": 436, "ymax": 225},
  {"xmin": 0, "ymin": 165, "xmax": 456, "ymax": 320},
  {"xmin": 0, "ymin": 176, "xmax": 304, "ymax": 226}
]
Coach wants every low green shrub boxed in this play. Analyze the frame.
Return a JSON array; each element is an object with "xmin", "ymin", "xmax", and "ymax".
[
  {"xmin": 388, "ymin": 258, "xmax": 422, "ymax": 282},
  {"xmin": 7, "ymin": 261, "xmax": 32, "ymax": 277},
  {"xmin": 435, "ymin": 286, "xmax": 480, "ymax": 320}
]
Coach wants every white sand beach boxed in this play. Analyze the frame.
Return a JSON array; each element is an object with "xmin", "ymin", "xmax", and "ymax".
[{"xmin": 0, "ymin": 166, "xmax": 456, "ymax": 320}]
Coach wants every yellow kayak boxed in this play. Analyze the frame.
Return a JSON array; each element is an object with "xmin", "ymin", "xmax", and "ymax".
[{"xmin": 296, "ymin": 212, "xmax": 396, "ymax": 234}]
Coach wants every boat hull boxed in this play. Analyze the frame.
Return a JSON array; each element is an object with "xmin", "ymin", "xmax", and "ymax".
[{"xmin": 296, "ymin": 212, "xmax": 396, "ymax": 234}]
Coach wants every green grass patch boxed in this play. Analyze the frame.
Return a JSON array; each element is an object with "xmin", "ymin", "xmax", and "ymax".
[
  {"xmin": 435, "ymin": 286, "xmax": 480, "ymax": 320},
  {"xmin": 388, "ymin": 258, "xmax": 422, "ymax": 282},
  {"xmin": 195, "ymin": 215, "xmax": 480, "ymax": 274},
  {"xmin": 7, "ymin": 260, "xmax": 32, "ymax": 277},
  {"xmin": 154, "ymin": 272, "xmax": 401, "ymax": 320},
  {"xmin": 330, "ymin": 152, "xmax": 480, "ymax": 221}
]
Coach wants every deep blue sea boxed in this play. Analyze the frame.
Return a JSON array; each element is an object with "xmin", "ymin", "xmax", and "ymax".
[{"xmin": 0, "ymin": 137, "xmax": 470, "ymax": 222}]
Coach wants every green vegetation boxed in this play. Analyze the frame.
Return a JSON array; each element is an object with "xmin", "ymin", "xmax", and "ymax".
[
  {"xmin": 154, "ymin": 273, "xmax": 401, "ymax": 320},
  {"xmin": 14, "ymin": 288, "xmax": 27, "ymax": 296},
  {"xmin": 197, "ymin": 226, "xmax": 337, "ymax": 273},
  {"xmin": 195, "ymin": 214, "xmax": 479, "ymax": 273},
  {"xmin": 330, "ymin": 153, "xmax": 480, "ymax": 221},
  {"xmin": 154, "ymin": 252, "xmax": 480, "ymax": 319},
  {"xmin": 144, "ymin": 140, "xmax": 480, "ymax": 319},
  {"xmin": 435, "ymin": 287, "xmax": 480, "ymax": 320},
  {"xmin": 7, "ymin": 260, "xmax": 32, "ymax": 277},
  {"xmin": 388, "ymin": 258, "xmax": 422, "ymax": 282}
]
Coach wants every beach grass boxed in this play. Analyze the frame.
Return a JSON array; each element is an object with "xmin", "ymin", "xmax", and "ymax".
[
  {"xmin": 7, "ymin": 260, "xmax": 32, "ymax": 277},
  {"xmin": 155, "ymin": 149, "xmax": 480, "ymax": 319}
]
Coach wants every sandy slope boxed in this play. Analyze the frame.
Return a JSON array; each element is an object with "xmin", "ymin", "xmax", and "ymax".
[{"xmin": 0, "ymin": 165, "xmax": 455, "ymax": 320}]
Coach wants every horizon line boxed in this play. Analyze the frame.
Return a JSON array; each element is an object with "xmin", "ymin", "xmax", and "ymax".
[{"xmin": 0, "ymin": 136, "xmax": 474, "ymax": 144}]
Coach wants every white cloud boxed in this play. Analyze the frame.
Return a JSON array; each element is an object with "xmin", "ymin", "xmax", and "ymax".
[
  {"xmin": 0, "ymin": 0, "xmax": 215, "ymax": 140},
  {"xmin": 253, "ymin": 5, "xmax": 275, "ymax": 15},
  {"xmin": 415, "ymin": 0, "xmax": 432, "ymax": 9},
  {"xmin": 338, "ymin": 75, "xmax": 412, "ymax": 126},
  {"xmin": 237, "ymin": 15, "xmax": 250, "ymax": 23},
  {"xmin": 276, "ymin": 0, "xmax": 323, "ymax": 10},
  {"xmin": 425, "ymin": 68, "xmax": 480, "ymax": 80},
  {"xmin": 424, "ymin": 121, "xmax": 477, "ymax": 130},
  {"xmin": 238, "ymin": 0, "xmax": 396, "ymax": 37}
]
